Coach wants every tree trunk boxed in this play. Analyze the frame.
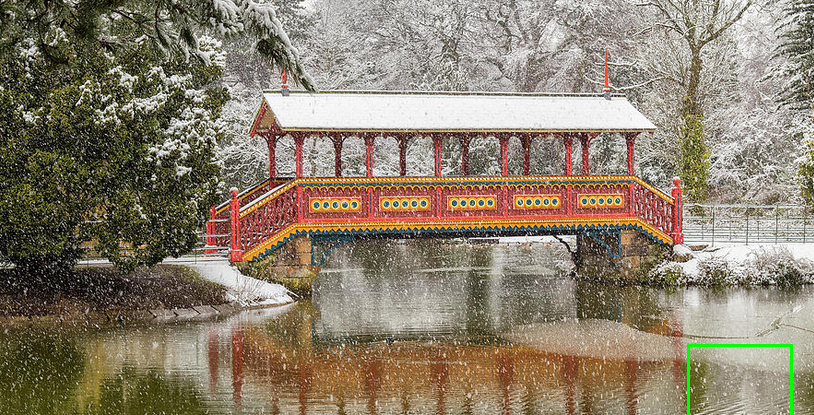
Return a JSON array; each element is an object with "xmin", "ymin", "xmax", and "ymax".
[{"xmin": 678, "ymin": 47, "xmax": 710, "ymax": 203}]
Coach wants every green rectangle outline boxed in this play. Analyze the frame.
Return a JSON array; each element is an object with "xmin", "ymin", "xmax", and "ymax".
[{"xmin": 686, "ymin": 343, "xmax": 793, "ymax": 414}]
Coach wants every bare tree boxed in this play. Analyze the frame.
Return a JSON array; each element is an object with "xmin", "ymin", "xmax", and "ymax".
[{"xmin": 638, "ymin": 0, "xmax": 753, "ymax": 202}]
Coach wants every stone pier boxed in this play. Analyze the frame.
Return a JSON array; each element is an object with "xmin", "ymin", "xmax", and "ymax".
[
  {"xmin": 575, "ymin": 230, "xmax": 669, "ymax": 281},
  {"xmin": 238, "ymin": 235, "xmax": 319, "ymax": 295}
]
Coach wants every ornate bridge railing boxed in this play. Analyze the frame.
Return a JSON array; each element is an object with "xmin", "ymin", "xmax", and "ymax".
[{"xmin": 206, "ymin": 175, "xmax": 683, "ymax": 262}]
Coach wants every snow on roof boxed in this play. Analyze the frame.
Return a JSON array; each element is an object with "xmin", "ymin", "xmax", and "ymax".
[{"xmin": 250, "ymin": 90, "xmax": 656, "ymax": 136}]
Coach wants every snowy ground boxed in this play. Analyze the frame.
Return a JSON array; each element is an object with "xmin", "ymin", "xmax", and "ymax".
[
  {"xmin": 163, "ymin": 256, "xmax": 294, "ymax": 307},
  {"xmin": 655, "ymin": 243, "xmax": 814, "ymax": 285}
]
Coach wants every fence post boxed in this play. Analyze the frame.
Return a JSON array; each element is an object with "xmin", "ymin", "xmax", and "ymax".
[
  {"xmin": 229, "ymin": 187, "xmax": 243, "ymax": 262},
  {"xmin": 671, "ymin": 177, "xmax": 684, "ymax": 244},
  {"xmin": 805, "ymin": 209, "xmax": 808, "ymax": 244},
  {"xmin": 745, "ymin": 210, "xmax": 749, "ymax": 246},
  {"xmin": 775, "ymin": 209, "xmax": 779, "ymax": 245},
  {"xmin": 711, "ymin": 208, "xmax": 715, "ymax": 247}
]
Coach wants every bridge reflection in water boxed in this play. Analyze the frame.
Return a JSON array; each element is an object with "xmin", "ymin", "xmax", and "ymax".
[{"xmin": 210, "ymin": 240, "xmax": 687, "ymax": 415}]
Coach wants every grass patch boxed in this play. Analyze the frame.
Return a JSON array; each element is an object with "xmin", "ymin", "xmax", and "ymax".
[{"xmin": 0, "ymin": 265, "xmax": 227, "ymax": 318}]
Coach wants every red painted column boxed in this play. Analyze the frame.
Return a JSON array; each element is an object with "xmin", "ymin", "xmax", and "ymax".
[
  {"xmin": 333, "ymin": 134, "xmax": 343, "ymax": 177},
  {"xmin": 208, "ymin": 330, "xmax": 219, "ymax": 393},
  {"xmin": 229, "ymin": 187, "xmax": 242, "ymax": 262},
  {"xmin": 433, "ymin": 134, "xmax": 443, "ymax": 177},
  {"xmin": 499, "ymin": 134, "xmax": 509, "ymax": 176},
  {"xmin": 365, "ymin": 134, "xmax": 375, "ymax": 177},
  {"xmin": 522, "ymin": 134, "xmax": 531, "ymax": 176},
  {"xmin": 564, "ymin": 133, "xmax": 573, "ymax": 176},
  {"xmin": 294, "ymin": 133, "xmax": 305, "ymax": 178},
  {"xmin": 266, "ymin": 133, "xmax": 277, "ymax": 179},
  {"xmin": 671, "ymin": 178, "xmax": 684, "ymax": 244},
  {"xmin": 497, "ymin": 353, "xmax": 514, "ymax": 415},
  {"xmin": 625, "ymin": 132, "xmax": 637, "ymax": 175},
  {"xmin": 579, "ymin": 133, "xmax": 591, "ymax": 175},
  {"xmin": 460, "ymin": 135, "xmax": 470, "ymax": 176},
  {"xmin": 231, "ymin": 328, "xmax": 244, "ymax": 411},
  {"xmin": 399, "ymin": 134, "xmax": 408, "ymax": 176}
]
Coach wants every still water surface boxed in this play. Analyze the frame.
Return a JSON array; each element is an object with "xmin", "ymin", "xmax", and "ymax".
[{"xmin": 0, "ymin": 239, "xmax": 810, "ymax": 414}]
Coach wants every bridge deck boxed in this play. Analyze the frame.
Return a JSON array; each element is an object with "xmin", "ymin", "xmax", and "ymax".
[{"xmin": 207, "ymin": 175, "xmax": 680, "ymax": 262}]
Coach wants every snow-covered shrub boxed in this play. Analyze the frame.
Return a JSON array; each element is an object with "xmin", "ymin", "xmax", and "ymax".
[{"xmin": 742, "ymin": 247, "xmax": 814, "ymax": 286}]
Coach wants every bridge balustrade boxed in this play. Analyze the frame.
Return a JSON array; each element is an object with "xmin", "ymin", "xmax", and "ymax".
[{"xmin": 206, "ymin": 175, "xmax": 682, "ymax": 262}]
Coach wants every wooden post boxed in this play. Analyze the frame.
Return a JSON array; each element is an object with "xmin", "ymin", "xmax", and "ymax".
[
  {"xmin": 579, "ymin": 133, "xmax": 591, "ymax": 175},
  {"xmin": 266, "ymin": 133, "xmax": 276, "ymax": 179},
  {"xmin": 433, "ymin": 134, "xmax": 443, "ymax": 177},
  {"xmin": 333, "ymin": 133, "xmax": 343, "ymax": 177},
  {"xmin": 671, "ymin": 177, "xmax": 684, "ymax": 244},
  {"xmin": 564, "ymin": 133, "xmax": 573, "ymax": 176},
  {"xmin": 625, "ymin": 132, "xmax": 637, "ymax": 175},
  {"xmin": 294, "ymin": 133, "xmax": 305, "ymax": 178},
  {"xmin": 499, "ymin": 134, "xmax": 509, "ymax": 176},
  {"xmin": 229, "ymin": 187, "xmax": 242, "ymax": 262},
  {"xmin": 522, "ymin": 133, "xmax": 531, "ymax": 176},
  {"xmin": 205, "ymin": 205, "xmax": 216, "ymax": 254},
  {"xmin": 460, "ymin": 135, "xmax": 470, "ymax": 176},
  {"xmin": 364, "ymin": 134, "xmax": 375, "ymax": 177},
  {"xmin": 231, "ymin": 328, "xmax": 244, "ymax": 411},
  {"xmin": 399, "ymin": 134, "xmax": 408, "ymax": 176}
]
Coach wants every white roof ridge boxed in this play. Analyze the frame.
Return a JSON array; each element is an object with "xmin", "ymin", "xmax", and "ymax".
[
  {"xmin": 261, "ymin": 89, "xmax": 628, "ymax": 98},
  {"xmin": 251, "ymin": 90, "xmax": 656, "ymax": 135}
]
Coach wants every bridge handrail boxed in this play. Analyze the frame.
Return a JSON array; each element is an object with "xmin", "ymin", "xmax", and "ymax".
[
  {"xmin": 213, "ymin": 177, "xmax": 295, "ymax": 216},
  {"xmin": 209, "ymin": 174, "xmax": 681, "ymax": 261}
]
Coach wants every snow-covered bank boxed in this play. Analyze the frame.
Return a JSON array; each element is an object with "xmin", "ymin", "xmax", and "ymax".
[
  {"xmin": 652, "ymin": 244, "xmax": 814, "ymax": 286},
  {"xmin": 171, "ymin": 258, "xmax": 294, "ymax": 307}
]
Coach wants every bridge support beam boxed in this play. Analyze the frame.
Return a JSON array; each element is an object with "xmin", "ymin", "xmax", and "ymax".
[
  {"xmin": 238, "ymin": 235, "xmax": 319, "ymax": 295},
  {"xmin": 575, "ymin": 229, "xmax": 669, "ymax": 281}
]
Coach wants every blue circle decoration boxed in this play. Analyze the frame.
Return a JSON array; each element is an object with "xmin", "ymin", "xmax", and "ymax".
[
  {"xmin": 543, "ymin": 198, "xmax": 549, "ymax": 206},
  {"xmin": 581, "ymin": 198, "xmax": 588, "ymax": 205},
  {"xmin": 598, "ymin": 198, "xmax": 604, "ymax": 205},
  {"xmin": 342, "ymin": 201, "xmax": 349, "ymax": 209},
  {"xmin": 535, "ymin": 198, "xmax": 542, "ymax": 206},
  {"xmin": 421, "ymin": 200, "xmax": 428, "ymax": 208},
  {"xmin": 312, "ymin": 201, "xmax": 320, "ymax": 210},
  {"xmin": 451, "ymin": 200, "xmax": 458, "ymax": 207},
  {"xmin": 411, "ymin": 200, "xmax": 418, "ymax": 208},
  {"xmin": 478, "ymin": 199, "xmax": 485, "ymax": 207},
  {"xmin": 615, "ymin": 197, "xmax": 622, "ymax": 205},
  {"xmin": 322, "ymin": 201, "xmax": 330, "ymax": 209},
  {"xmin": 383, "ymin": 200, "xmax": 390, "ymax": 208},
  {"xmin": 393, "ymin": 200, "xmax": 400, "ymax": 208},
  {"xmin": 517, "ymin": 199, "xmax": 524, "ymax": 206},
  {"xmin": 487, "ymin": 199, "xmax": 494, "ymax": 206},
  {"xmin": 552, "ymin": 198, "xmax": 559, "ymax": 206},
  {"xmin": 351, "ymin": 201, "xmax": 359, "ymax": 209},
  {"xmin": 332, "ymin": 201, "xmax": 339, "ymax": 209},
  {"xmin": 590, "ymin": 198, "xmax": 596, "ymax": 205},
  {"xmin": 469, "ymin": 199, "xmax": 476, "ymax": 207}
]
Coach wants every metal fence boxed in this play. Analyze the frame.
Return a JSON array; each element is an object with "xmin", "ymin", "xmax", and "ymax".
[{"xmin": 683, "ymin": 204, "xmax": 813, "ymax": 245}]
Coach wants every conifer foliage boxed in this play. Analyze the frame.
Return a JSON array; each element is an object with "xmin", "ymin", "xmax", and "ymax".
[
  {"xmin": 0, "ymin": 0, "xmax": 311, "ymax": 274},
  {"xmin": 776, "ymin": 0, "xmax": 814, "ymax": 204}
]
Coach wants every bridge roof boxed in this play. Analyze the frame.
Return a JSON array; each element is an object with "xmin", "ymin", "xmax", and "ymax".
[{"xmin": 249, "ymin": 90, "xmax": 656, "ymax": 136}]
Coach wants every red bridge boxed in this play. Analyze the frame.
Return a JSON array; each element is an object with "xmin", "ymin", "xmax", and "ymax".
[{"xmin": 206, "ymin": 90, "xmax": 683, "ymax": 273}]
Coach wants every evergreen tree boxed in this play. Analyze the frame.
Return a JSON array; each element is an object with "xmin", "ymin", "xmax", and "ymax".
[
  {"xmin": 0, "ymin": 0, "xmax": 312, "ymax": 275},
  {"xmin": 777, "ymin": 0, "xmax": 814, "ymax": 111},
  {"xmin": 776, "ymin": 0, "xmax": 814, "ymax": 204}
]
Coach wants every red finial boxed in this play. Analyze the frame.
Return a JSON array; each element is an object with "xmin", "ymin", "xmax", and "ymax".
[
  {"xmin": 603, "ymin": 50, "xmax": 610, "ymax": 92},
  {"xmin": 603, "ymin": 49, "xmax": 611, "ymax": 100},
  {"xmin": 281, "ymin": 70, "xmax": 289, "ymax": 96}
]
